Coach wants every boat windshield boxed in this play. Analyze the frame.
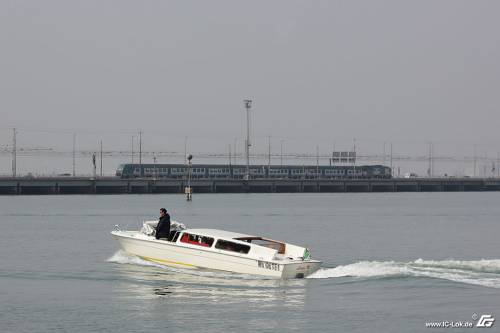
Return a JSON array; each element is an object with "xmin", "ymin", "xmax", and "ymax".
[{"xmin": 235, "ymin": 237, "xmax": 286, "ymax": 254}]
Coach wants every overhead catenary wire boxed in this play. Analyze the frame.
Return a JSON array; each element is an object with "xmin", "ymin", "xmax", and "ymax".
[
  {"xmin": 1, "ymin": 128, "xmax": 499, "ymax": 177},
  {"xmin": 0, "ymin": 147, "xmax": 495, "ymax": 163}
]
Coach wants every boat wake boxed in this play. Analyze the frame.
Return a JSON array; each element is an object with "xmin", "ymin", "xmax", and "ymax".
[
  {"xmin": 108, "ymin": 250, "xmax": 168, "ymax": 269},
  {"xmin": 307, "ymin": 259, "xmax": 500, "ymax": 288},
  {"xmin": 108, "ymin": 251, "xmax": 500, "ymax": 288}
]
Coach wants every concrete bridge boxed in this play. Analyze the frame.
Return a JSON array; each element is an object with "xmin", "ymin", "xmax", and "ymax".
[{"xmin": 1, "ymin": 177, "xmax": 499, "ymax": 195}]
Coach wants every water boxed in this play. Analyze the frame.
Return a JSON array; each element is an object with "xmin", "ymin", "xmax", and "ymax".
[{"xmin": 1, "ymin": 193, "xmax": 499, "ymax": 332}]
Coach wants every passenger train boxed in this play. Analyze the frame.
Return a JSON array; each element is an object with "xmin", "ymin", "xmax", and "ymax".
[{"xmin": 116, "ymin": 163, "xmax": 391, "ymax": 179}]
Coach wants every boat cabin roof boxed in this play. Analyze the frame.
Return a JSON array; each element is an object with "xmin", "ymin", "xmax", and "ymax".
[
  {"xmin": 185, "ymin": 228, "xmax": 254, "ymax": 240},
  {"xmin": 182, "ymin": 228, "xmax": 287, "ymax": 255}
]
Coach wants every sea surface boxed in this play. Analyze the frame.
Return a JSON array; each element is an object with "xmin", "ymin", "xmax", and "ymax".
[{"xmin": 1, "ymin": 193, "xmax": 499, "ymax": 332}]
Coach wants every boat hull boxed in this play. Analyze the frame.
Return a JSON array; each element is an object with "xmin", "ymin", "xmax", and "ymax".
[{"xmin": 111, "ymin": 231, "xmax": 321, "ymax": 279}]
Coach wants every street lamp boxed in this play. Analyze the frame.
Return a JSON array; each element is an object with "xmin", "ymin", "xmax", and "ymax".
[
  {"xmin": 280, "ymin": 140, "xmax": 284, "ymax": 167},
  {"xmin": 243, "ymin": 99, "xmax": 252, "ymax": 180},
  {"xmin": 185, "ymin": 154, "xmax": 193, "ymax": 201}
]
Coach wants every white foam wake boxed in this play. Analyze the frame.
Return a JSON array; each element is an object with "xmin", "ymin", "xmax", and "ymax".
[
  {"xmin": 107, "ymin": 250, "xmax": 169, "ymax": 269},
  {"xmin": 307, "ymin": 259, "xmax": 500, "ymax": 289}
]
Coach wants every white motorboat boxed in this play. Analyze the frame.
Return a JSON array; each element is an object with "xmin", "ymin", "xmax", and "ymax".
[{"xmin": 111, "ymin": 221, "xmax": 322, "ymax": 279}]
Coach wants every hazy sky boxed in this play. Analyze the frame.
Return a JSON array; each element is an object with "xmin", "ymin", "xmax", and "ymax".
[{"xmin": 1, "ymin": 1, "xmax": 499, "ymax": 175}]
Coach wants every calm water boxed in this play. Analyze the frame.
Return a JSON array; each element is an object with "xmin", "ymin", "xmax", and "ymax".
[{"xmin": 1, "ymin": 193, "xmax": 499, "ymax": 332}]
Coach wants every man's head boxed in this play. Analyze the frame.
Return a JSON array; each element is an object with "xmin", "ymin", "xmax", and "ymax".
[{"xmin": 160, "ymin": 208, "xmax": 167, "ymax": 216}]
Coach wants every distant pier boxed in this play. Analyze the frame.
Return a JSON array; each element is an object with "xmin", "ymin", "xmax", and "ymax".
[{"xmin": 1, "ymin": 177, "xmax": 500, "ymax": 195}]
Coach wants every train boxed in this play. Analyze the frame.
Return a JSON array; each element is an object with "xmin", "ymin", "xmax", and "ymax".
[{"xmin": 116, "ymin": 163, "xmax": 392, "ymax": 179}]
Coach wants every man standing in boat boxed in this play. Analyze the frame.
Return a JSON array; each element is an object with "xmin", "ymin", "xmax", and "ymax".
[{"xmin": 155, "ymin": 208, "xmax": 171, "ymax": 240}]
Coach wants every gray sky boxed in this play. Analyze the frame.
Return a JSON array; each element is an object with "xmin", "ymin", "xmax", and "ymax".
[{"xmin": 1, "ymin": 0, "xmax": 500, "ymax": 176}]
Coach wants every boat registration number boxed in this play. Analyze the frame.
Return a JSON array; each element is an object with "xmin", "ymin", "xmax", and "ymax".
[{"xmin": 258, "ymin": 261, "xmax": 280, "ymax": 271}]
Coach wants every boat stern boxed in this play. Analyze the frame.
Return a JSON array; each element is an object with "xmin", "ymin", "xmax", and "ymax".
[{"xmin": 281, "ymin": 260, "xmax": 322, "ymax": 279}]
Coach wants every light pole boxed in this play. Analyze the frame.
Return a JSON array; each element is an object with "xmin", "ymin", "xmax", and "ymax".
[
  {"xmin": 243, "ymin": 99, "xmax": 252, "ymax": 180},
  {"xmin": 280, "ymin": 139, "xmax": 284, "ymax": 167},
  {"xmin": 12, "ymin": 128, "xmax": 16, "ymax": 178},
  {"xmin": 92, "ymin": 153, "xmax": 96, "ymax": 179},
  {"xmin": 316, "ymin": 145, "xmax": 320, "ymax": 179},
  {"xmin": 153, "ymin": 154, "xmax": 157, "ymax": 180},
  {"xmin": 131, "ymin": 135, "xmax": 134, "ymax": 164},
  {"xmin": 185, "ymin": 154, "xmax": 193, "ymax": 201},
  {"xmin": 100, "ymin": 140, "xmax": 103, "ymax": 177},
  {"xmin": 139, "ymin": 131, "xmax": 142, "ymax": 177},
  {"xmin": 72, "ymin": 133, "xmax": 76, "ymax": 177},
  {"xmin": 233, "ymin": 138, "xmax": 237, "ymax": 166},
  {"xmin": 268, "ymin": 135, "xmax": 271, "ymax": 177}
]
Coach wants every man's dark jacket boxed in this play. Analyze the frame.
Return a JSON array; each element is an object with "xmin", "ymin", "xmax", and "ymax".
[{"xmin": 156, "ymin": 213, "xmax": 171, "ymax": 239}]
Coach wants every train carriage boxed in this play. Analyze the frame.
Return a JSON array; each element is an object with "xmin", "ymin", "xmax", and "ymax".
[{"xmin": 116, "ymin": 163, "xmax": 391, "ymax": 180}]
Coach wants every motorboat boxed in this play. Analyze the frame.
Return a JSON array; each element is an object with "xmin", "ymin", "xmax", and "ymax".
[{"xmin": 111, "ymin": 221, "xmax": 322, "ymax": 279}]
